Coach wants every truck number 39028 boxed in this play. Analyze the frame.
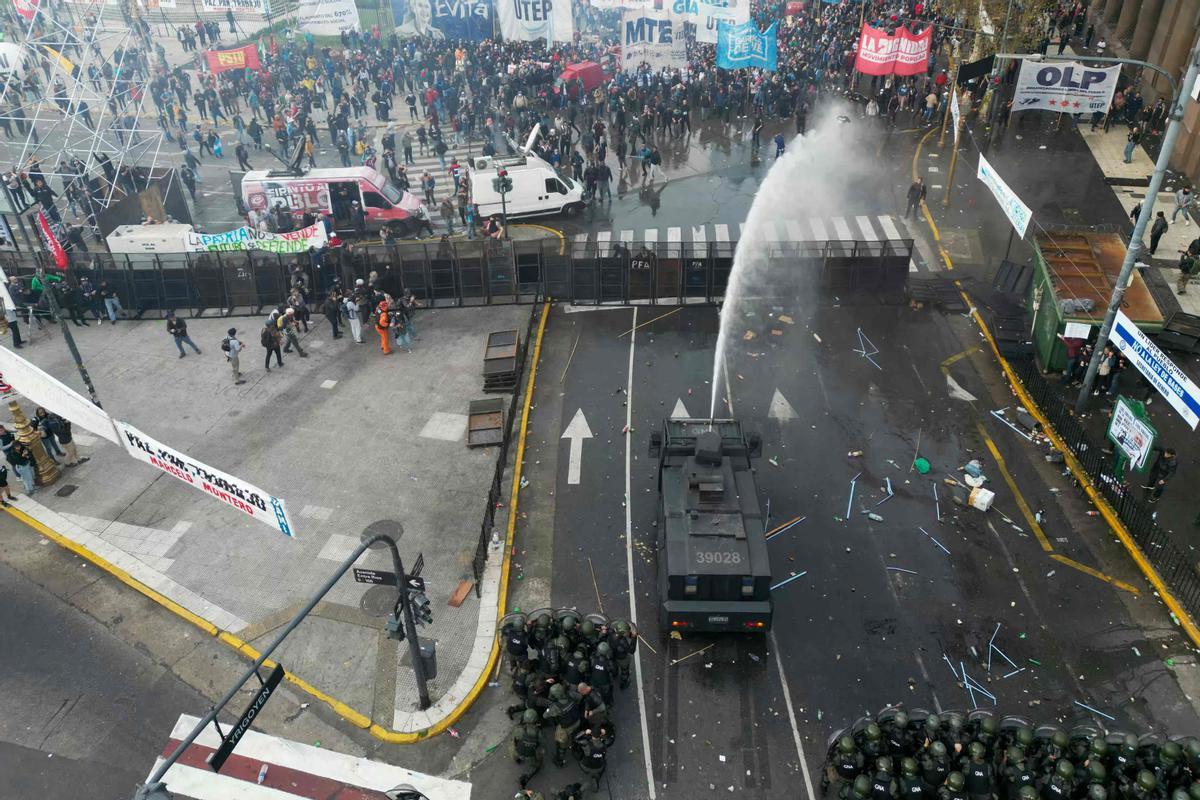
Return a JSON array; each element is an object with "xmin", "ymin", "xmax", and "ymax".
[{"xmin": 696, "ymin": 551, "xmax": 742, "ymax": 564}]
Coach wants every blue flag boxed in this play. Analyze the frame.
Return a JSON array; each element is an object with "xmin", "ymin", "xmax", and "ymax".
[
  {"xmin": 716, "ymin": 21, "xmax": 777, "ymax": 71},
  {"xmin": 430, "ymin": 0, "xmax": 493, "ymax": 41}
]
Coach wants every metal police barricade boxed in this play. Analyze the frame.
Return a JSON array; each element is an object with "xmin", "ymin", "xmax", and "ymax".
[
  {"xmin": 216, "ymin": 251, "xmax": 259, "ymax": 313},
  {"xmin": 625, "ymin": 243, "xmax": 655, "ymax": 303},
  {"xmin": 485, "ymin": 238, "xmax": 517, "ymax": 303},
  {"xmin": 711, "ymin": 239, "xmax": 736, "ymax": 300},
  {"xmin": 571, "ymin": 236, "xmax": 600, "ymax": 305},
  {"xmin": 541, "ymin": 236, "xmax": 571, "ymax": 301},
  {"xmin": 123, "ymin": 254, "xmax": 163, "ymax": 317},
  {"xmin": 157, "ymin": 252, "xmax": 202, "ymax": 313},
  {"xmin": 415, "ymin": 240, "xmax": 459, "ymax": 305},
  {"xmin": 683, "ymin": 239, "xmax": 709, "ymax": 301},
  {"xmin": 249, "ymin": 250, "xmax": 287, "ymax": 314},
  {"xmin": 513, "ymin": 238, "xmax": 543, "ymax": 301},
  {"xmin": 655, "ymin": 236, "xmax": 683, "ymax": 304}
]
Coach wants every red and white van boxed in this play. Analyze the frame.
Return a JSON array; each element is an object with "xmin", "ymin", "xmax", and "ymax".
[{"xmin": 240, "ymin": 166, "xmax": 429, "ymax": 236}]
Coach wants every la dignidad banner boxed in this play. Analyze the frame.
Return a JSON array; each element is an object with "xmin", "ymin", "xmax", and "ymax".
[
  {"xmin": 117, "ymin": 421, "xmax": 296, "ymax": 537},
  {"xmin": 183, "ymin": 222, "xmax": 327, "ymax": 254},
  {"xmin": 205, "ymin": 44, "xmax": 261, "ymax": 74},
  {"xmin": 855, "ymin": 23, "xmax": 932, "ymax": 76},
  {"xmin": 716, "ymin": 20, "xmax": 777, "ymax": 71}
]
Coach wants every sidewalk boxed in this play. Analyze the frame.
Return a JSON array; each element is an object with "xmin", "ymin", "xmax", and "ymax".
[{"xmin": 5, "ymin": 301, "xmax": 532, "ymax": 735}]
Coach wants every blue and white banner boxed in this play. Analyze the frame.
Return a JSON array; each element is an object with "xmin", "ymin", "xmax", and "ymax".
[
  {"xmin": 429, "ymin": 0, "xmax": 492, "ymax": 40},
  {"xmin": 976, "ymin": 153, "xmax": 1032, "ymax": 239},
  {"xmin": 621, "ymin": 7, "xmax": 687, "ymax": 73},
  {"xmin": 716, "ymin": 20, "xmax": 777, "ymax": 71},
  {"xmin": 1110, "ymin": 310, "xmax": 1200, "ymax": 430},
  {"xmin": 672, "ymin": 0, "xmax": 746, "ymax": 43},
  {"xmin": 496, "ymin": 0, "xmax": 573, "ymax": 43}
]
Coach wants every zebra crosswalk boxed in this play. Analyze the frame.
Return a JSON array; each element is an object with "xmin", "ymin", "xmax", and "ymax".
[{"xmin": 565, "ymin": 213, "xmax": 941, "ymax": 272}]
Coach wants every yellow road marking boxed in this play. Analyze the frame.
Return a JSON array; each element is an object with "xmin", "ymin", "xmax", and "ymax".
[
  {"xmin": 511, "ymin": 223, "xmax": 567, "ymax": 256},
  {"xmin": 941, "ymin": 346, "xmax": 981, "ymax": 370},
  {"xmin": 977, "ymin": 422, "xmax": 1054, "ymax": 553},
  {"xmin": 2, "ymin": 302, "xmax": 555, "ymax": 742},
  {"xmin": 1051, "ymin": 553, "xmax": 1141, "ymax": 595}
]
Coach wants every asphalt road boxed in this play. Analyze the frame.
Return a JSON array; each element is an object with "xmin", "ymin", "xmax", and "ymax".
[{"xmin": 0, "ymin": 514, "xmax": 210, "ymax": 800}]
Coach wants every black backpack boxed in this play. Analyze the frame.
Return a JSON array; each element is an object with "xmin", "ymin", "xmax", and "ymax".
[{"xmin": 221, "ymin": 337, "xmax": 231, "ymax": 353}]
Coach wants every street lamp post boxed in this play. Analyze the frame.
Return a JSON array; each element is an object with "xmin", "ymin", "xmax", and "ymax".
[{"xmin": 995, "ymin": 44, "xmax": 1199, "ymax": 413}]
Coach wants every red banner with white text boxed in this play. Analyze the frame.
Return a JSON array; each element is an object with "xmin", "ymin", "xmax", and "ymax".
[
  {"xmin": 204, "ymin": 44, "xmax": 261, "ymax": 74},
  {"xmin": 855, "ymin": 23, "xmax": 932, "ymax": 77},
  {"xmin": 36, "ymin": 211, "xmax": 68, "ymax": 270},
  {"xmin": 12, "ymin": 0, "xmax": 38, "ymax": 21}
]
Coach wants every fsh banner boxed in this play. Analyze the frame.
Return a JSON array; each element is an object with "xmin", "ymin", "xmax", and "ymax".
[
  {"xmin": 297, "ymin": 0, "xmax": 360, "ymax": 35},
  {"xmin": 496, "ymin": 0, "xmax": 574, "ymax": 44},
  {"xmin": 854, "ymin": 23, "xmax": 932, "ymax": 76},
  {"xmin": 205, "ymin": 44, "xmax": 262, "ymax": 73},
  {"xmin": 429, "ymin": 0, "xmax": 492, "ymax": 40},
  {"xmin": 1012, "ymin": 60, "xmax": 1120, "ymax": 113},
  {"xmin": 621, "ymin": 7, "xmax": 686, "ymax": 73},
  {"xmin": 716, "ymin": 20, "xmax": 778, "ymax": 71}
]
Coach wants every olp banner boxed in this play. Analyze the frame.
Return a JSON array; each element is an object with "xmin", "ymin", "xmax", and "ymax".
[
  {"xmin": 496, "ymin": 0, "xmax": 574, "ymax": 43},
  {"xmin": 115, "ymin": 421, "xmax": 297, "ymax": 537},
  {"xmin": 297, "ymin": 0, "xmax": 360, "ymax": 35},
  {"xmin": 1013, "ymin": 60, "xmax": 1120, "ymax": 113},
  {"xmin": 621, "ymin": 7, "xmax": 686, "ymax": 73},
  {"xmin": 182, "ymin": 222, "xmax": 327, "ymax": 254}
]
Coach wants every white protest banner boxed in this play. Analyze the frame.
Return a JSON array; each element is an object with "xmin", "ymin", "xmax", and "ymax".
[
  {"xmin": 977, "ymin": 153, "xmax": 1032, "ymax": 239},
  {"xmin": 297, "ymin": 0, "xmax": 360, "ymax": 35},
  {"xmin": 1108, "ymin": 397, "xmax": 1156, "ymax": 470},
  {"xmin": 1110, "ymin": 310, "xmax": 1200, "ymax": 430},
  {"xmin": 0, "ymin": 346, "xmax": 120, "ymax": 444},
  {"xmin": 202, "ymin": 0, "xmax": 265, "ymax": 12},
  {"xmin": 115, "ymin": 420, "xmax": 297, "ymax": 536},
  {"xmin": 496, "ymin": 0, "xmax": 573, "ymax": 43},
  {"xmin": 1013, "ymin": 59, "xmax": 1120, "ymax": 113},
  {"xmin": 621, "ymin": 6, "xmax": 686, "ymax": 73},
  {"xmin": 182, "ymin": 222, "xmax": 327, "ymax": 254}
]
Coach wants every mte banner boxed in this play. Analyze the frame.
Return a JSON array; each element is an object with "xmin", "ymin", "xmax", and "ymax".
[
  {"xmin": 621, "ymin": 7, "xmax": 686, "ymax": 73},
  {"xmin": 496, "ymin": 0, "xmax": 573, "ymax": 43},
  {"xmin": 716, "ymin": 20, "xmax": 778, "ymax": 71},
  {"xmin": 297, "ymin": 0, "xmax": 360, "ymax": 35},
  {"xmin": 205, "ymin": 44, "xmax": 261, "ymax": 74},
  {"xmin": 854, "ymin": 23, "xmax": 932, "ymax": 76},
  {"xmin": 1012, "ymin": 60, "xmax": 1120, "ymax": 113},
  {"xmin": 116, "ymin": 421, "xmax": 297, "ymax": 536},
  {"xmin": 1110, "ymin": 310, "xmax": 1200, "ymax": 430},
  {"xmin": 429, "ymin": 0, "xmax": 492, "ymax": 40}
]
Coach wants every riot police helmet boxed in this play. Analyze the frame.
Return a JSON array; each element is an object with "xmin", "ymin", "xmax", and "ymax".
[
  {"xmin": 1055, "ymin": 760, "xmax": 1075, "ymax": 780},
  {"xmin": 877, "ymin": 756, "xmax": 893, "ymax": 774},
  {"xmin": 1136, "ymin": 771, "xmax": 1158, "ymax": 793},
  {"xmin": 865, "ymin": 723, "xmax": 882, "ymax": 742},
  {"xmin": 522, "ymin": 709, "xmax": 539, "ymax": 725},
  {"xmin": 838, "ymin": 736, "xmax": 857, "ymax": 755},
  {"xmin": 947, "ymin": 772, "xmax": 966, "ymax": 792},
  {"xmin": 549, "ymin": 683, "xmax": 565, "ymax": 700},
  {"xmin": 931, "ymin": 741, "xmax": 948, "ymax": 758},
  {"xmin": 902, "ymin": 758, "xmax": 919, "ymax": 776},
  {"xmin": 968, "ymin": 742, "xmax": 985, "ymax": 760}
]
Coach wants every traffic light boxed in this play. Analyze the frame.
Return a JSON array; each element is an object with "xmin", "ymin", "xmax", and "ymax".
[
  {"xmin": 492, "ymin": 168, "xmax": 513, "ymax": 195},
  {"xmin": 410, "ymin": 591, "xmax": 433, "ymax": 626},
  {"xmin": 385, "ymin": 612, "xmax": 406, "ymax": 641}
]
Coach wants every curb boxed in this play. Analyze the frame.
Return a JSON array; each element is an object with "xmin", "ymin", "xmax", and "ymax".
[
  {"xmin": 910, "ymin": 129, "xmax": 1200, "ymax": 649},
  {"xmin": 3, "ymin": 300, "xmax": 551, "ymax": 742}
]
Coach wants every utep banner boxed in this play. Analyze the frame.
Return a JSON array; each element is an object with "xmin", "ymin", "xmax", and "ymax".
[
  {"xmin": 496, "ymin": 0, "xmax": 573, "ymax": 43},
  {"xmin": 183, "ymin": 222, "xmax": 327, "ymax": 254},
  {"xmin": 1013, "ymin": 60, "xmax": 1120, "ymax": 113},
  {"xmin": 621, "ymin": 7, "xmax": 686, "ymax": 73},
  {"xmin": 116, "ymin": 421, "xmax": 296, "ymax": 537},
  {"xmin": 716, "ymin": 20, "xmax": 777, "ymax": 71},
  {"xmin": 1110, "ymin": 310, "xmax": 1200, "ymax": 430},
  {"xmin": 855, "ymin": 23, "xmax": 932, "ymax": 77},
  {"xmin": 430, "ymin": 0, "xmax": 492, "ymax": 40},
  {"xmin": 297, "ymin": 0, "xmax": 360, "ymax": 35},
  {"xmin": 205, "ymin": 44, "xmax": 262, "ymax": 74}
]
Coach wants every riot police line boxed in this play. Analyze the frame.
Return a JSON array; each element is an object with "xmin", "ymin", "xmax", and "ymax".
[
  {"xmin": 823, "ymin": 706, "xmax": 1200, "ymax": 800},
  {"xmin": 500, "ymin": 608, "xmax": 639, "ymax": 799}
]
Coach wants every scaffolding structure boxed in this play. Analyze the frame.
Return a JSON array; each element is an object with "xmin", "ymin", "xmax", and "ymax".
[{"xmin": 0, "ymin": 0, "xmax": 170, "ymax": 243}]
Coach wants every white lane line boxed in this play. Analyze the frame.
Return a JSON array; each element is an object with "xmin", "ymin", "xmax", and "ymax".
[
  {"xmin": 876, "ymin": 214, "xmax": 904, "ymax": 242},
  {"xmin": 831, "ymin": 216, "xmax": 854, "ymax": 241},
  {"xmin": 620, "ymin": 229, "xmax": 635, "ymax": 246},
  {"xmin": 691, "ymin": 225, "xmax": 707, "ymax": 243},
  {"xmin": 856, "ymin": 215, "xmax": 881, "ymax": 241},
  {"xmin": 644, "ymin": 228, "xmax": 659, "ymax": 245},
  {"xmin": 714, "ymin": 223, "xmax": 730, "ymax": 242},
  {"xmin": 624, "ymin": 306, "xmax": 656, "ymax": 800},
  {"xmin": 771, "ymin": 630, "xmax": 817, "ymax": 800},
  {"xmin": 667, "ymin": 226, "xmax": 682, "ymax": 243},
  {"xmin": 597, "ymin": 230, "xmax": 612, "ymax": 257},
  {"xmin": 809, "ymin": 218, "xmax": 828, "ymax": 240},
  {"xmin": 786, "ymin": 220, "xmax": 807, "ymax": 241}
]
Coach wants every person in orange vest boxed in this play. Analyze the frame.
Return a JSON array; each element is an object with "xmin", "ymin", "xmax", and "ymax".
[{"xmin": 376, "ymin": 297, "xmax": 392, "ymax": 355}]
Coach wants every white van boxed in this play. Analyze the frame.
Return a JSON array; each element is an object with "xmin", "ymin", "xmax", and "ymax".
[{"xmin": 469, "ymin": 126, "xmax": 585, "ymax": 219}]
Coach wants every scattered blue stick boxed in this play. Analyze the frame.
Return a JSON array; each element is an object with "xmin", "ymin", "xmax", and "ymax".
[
  {"xmin": 845, "ymin": 476, "xmax": 858, "ymax": 520},
  {"xmin": 770, "ymin": 571, "xmax": 808, "ymax": 592},
  {"xmin": 933, "ymin": 483, "xmax": 941, "ymax": 522},
  {"xmin": 1002, "ymin": 668, "xmax": 1025, "ymax": 679},
  {"xmin": 918, "ymin": 526, "xmax": 951, "ymax": 555},
  {"xmin": 991, "ymin": 645, "xmax": 1020, "ymax": 670},
  {"xmin": 1074, "ymin": 700, "xmax": 1116, "ymax": 722},
  {"xmin": 887, "ymin": 566, "xmax": 918, "ymax": 575},
  {"xmin": 943, "ymin": 654, "xmax": 959, "ymax": 680}
]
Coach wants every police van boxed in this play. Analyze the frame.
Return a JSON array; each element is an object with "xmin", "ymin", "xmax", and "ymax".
[{"xmin": 469, "ymin": 125, "xmax": 585, "ymax": 219}]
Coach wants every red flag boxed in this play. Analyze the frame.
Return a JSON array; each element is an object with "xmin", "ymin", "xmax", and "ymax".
[
  {"xmin": 205, "ymin": 44, "xmax": 262, "ymax": 74},
  {"xmin": 12, "ymin": 0, "xmax": 38, "ymax": 22},
  {"xmin": 36, "ymin": 211, "xmax": 68, "ymax": 270}
]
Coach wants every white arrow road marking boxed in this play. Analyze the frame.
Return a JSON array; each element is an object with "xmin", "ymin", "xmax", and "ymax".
[
  {"xmin": 768, "ymin": 388, "xmax": 798, "ymax": 422},
  {"xmin": 561, "ymin": 408, "xmax": 593, "ymax": 485},
  {"xmin": 671, "ymin": 398, "xmax": 691, "ymax": 419},
  {"xmin": 946, "ymin": 374, "xmax": 978, "ymax": 402}
]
